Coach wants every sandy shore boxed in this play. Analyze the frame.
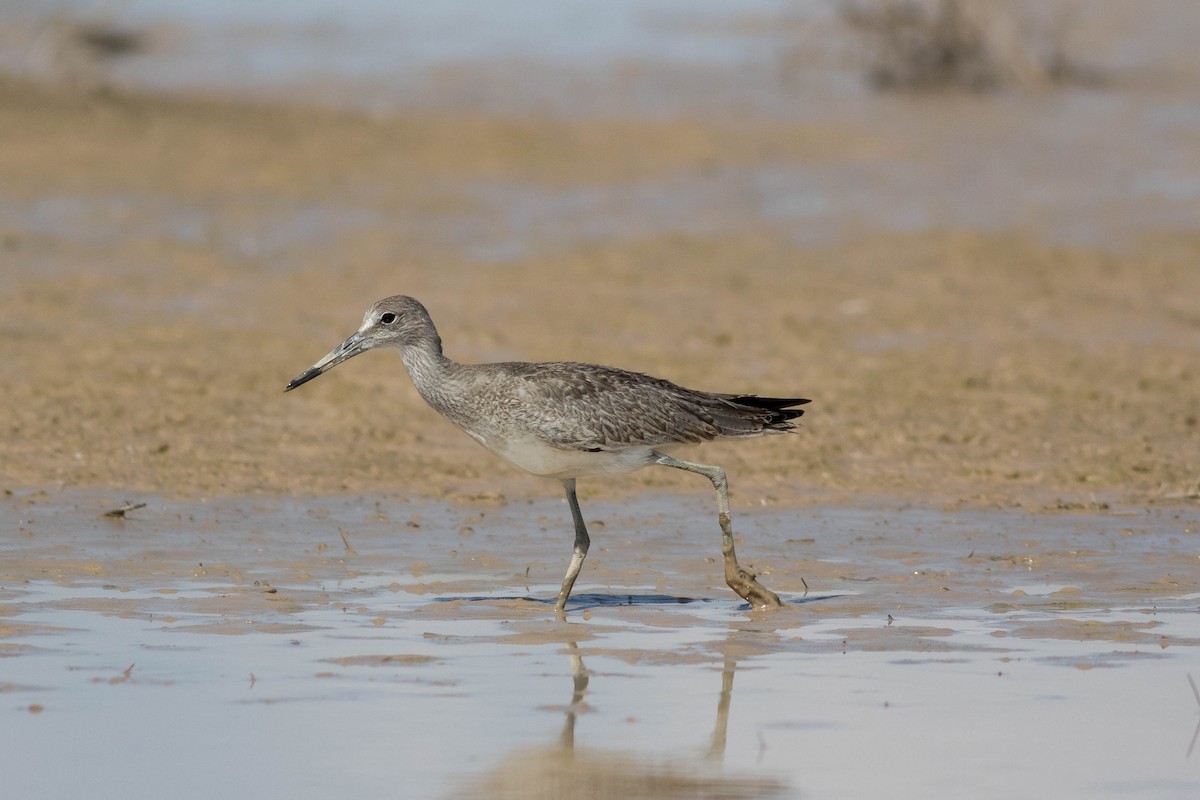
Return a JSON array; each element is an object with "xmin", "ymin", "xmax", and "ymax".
[{"xmin": 1, "ymin": 76, "xmax": 1197, "ymax": 510}]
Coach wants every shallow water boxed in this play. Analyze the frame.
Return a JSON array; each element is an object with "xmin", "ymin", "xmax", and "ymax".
[
  {"xmin": 2, "ymin": 492, "xmax": 1198, "ymax": 798},
  {"xmin": 5, "ymin": 2, "xmax": 1200, "ymax": 255},
  {"xmin": 5, "ymin": 0, "xmax": 804, "ymax": 99}
]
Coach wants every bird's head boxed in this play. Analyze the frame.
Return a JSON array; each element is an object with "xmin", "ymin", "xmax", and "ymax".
[{"xmin": 285, "ymin": 295, "xmax": 438, "ymax": 392}]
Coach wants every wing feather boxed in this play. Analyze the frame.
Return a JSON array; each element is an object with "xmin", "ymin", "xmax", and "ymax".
[{"xmin": 474, "ymin": 362, "xmax": 807, "ymax": 452}]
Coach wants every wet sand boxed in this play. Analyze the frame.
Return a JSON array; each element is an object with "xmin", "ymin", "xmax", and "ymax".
[{"xmin": 2, "ymin": 4, "xmax": 1200, "ymax": 797}]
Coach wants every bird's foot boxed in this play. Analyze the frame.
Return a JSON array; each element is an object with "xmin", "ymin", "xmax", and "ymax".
[
  {"xmin": 724, "ymin": 558, "xmax": 783, "ymax": 609},
  {"xmin": 553, "ymin": 589, "xmax": 571, "ymax": 619}
]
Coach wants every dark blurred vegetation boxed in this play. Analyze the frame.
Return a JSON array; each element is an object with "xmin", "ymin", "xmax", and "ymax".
[{"xmin": 841, "ymin": 0, "xmax": 1102, "ymax": 91}]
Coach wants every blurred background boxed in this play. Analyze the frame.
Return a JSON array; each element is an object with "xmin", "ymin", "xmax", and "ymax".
[{"xmin": 1, "ymin": 0, "xmax": 1198, "ymax": 503}]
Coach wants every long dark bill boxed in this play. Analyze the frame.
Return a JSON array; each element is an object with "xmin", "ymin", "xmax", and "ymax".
[
  {"xmin": 284, "ymin": 331, "xmax": 368, "ymax": 392},
  {"xmin": 284, "ymin": 367, "xmax": 323, "ymax": 392}
]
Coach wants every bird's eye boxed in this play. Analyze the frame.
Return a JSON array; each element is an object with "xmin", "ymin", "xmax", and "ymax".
[{"xmin": 380, "ymin": 312, "xmax": 397, "ymax": 325}]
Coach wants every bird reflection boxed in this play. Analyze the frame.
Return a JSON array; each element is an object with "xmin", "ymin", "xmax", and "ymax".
[
  {"xmin": 1188, "ymin": 673, "xmax": 1200, "ymax": 759},
  {"xmin": 706, "ymin": 657, "xmax": 736, "ymax": 762},
  {"xmin": 447, "ymin": 644, "xmax": 786, "ymax": 799},
  {"xmin": 558, "ymin": 642, "xmax": 590, "ymax": 751}
]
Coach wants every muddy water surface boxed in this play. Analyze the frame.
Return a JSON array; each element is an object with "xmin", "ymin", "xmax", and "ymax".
[{"xmin": 3, "ymin": 491, "xmax": 1197, "ymax": 798}]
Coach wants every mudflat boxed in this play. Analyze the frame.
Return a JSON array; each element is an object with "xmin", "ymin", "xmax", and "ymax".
[{"xmin": 1, "ymin": 76, "xmax": 1196, "ymax": 507}]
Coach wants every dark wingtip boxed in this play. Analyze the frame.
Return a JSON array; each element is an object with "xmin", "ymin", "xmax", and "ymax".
[
  {"xmin": 284, "ymin": 367, "xmax": 322, "ymax": 393},
  {"xmin": 725, "ymin": 395, "xmax": 810, "ymax": 427},
  {"xmin": 728, "ymin": 395, "xmax": 811, "ymax": 410}
]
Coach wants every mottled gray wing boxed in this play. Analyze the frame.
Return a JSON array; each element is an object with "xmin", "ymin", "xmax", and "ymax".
[{"xmin": 491, "ymin": 362, "xmax": 805, "ymax": 452}]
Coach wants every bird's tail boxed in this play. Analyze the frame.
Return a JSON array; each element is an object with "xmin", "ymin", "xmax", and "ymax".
[{"xmin": 714, "ymin": 395, "xmax": 810, "ymax": 436}]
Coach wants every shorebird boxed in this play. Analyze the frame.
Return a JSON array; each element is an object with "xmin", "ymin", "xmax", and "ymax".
[{"xmin": 286, "ymin": 296, "xmax": 808, "ymax": 612}]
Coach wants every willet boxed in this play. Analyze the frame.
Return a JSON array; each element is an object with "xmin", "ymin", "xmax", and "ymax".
[{"xmin": 286, "ymin": 295, "xmax": 808, "ymax": 612}]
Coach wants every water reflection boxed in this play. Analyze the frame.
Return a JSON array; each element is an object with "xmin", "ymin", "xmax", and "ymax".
[
  {"xmin": 706, "ymin": 657, "xmax": 736, "ymax": 762},
  {"xmin": 449, "ymin": 644, "xmax": 788, "ymax": 799},
  {"xmin": 1188, "ymin": 674, "xmax": 1200, "ymax": 760},
  {"xmin": 557, "ymin": 642, "xmax": 590, "ymax": 752}
]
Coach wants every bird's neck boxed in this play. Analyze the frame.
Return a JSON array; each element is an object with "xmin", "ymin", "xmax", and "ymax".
[
  {"xmin": 400, "ymin": 332, "xmax": 447, "ymax": 376},
  {"xmin": 399, "ymin": 334, "xmax": 460, "ymax": 410}
]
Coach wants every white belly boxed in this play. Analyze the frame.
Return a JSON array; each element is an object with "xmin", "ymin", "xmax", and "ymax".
[{"xmin": 467, "ymin": 429, "xmax": 656, "ymax": 479}]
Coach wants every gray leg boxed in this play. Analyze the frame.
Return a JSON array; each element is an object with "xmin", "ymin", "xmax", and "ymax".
[
  {"xmin": 555, "ymin": 478, "xmax": 590, "ymax": 615},
  {"xmin": 654, "ymin": 453, "xmax": 782, "ymax": 609}
]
